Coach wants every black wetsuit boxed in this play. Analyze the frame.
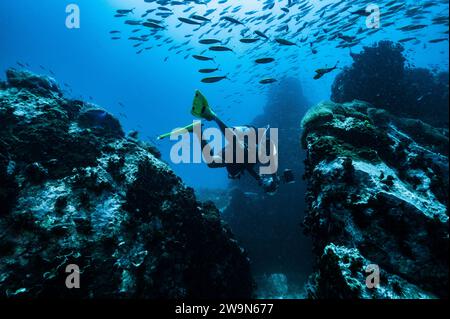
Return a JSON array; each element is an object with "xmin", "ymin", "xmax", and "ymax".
[{"xmin": 201, "ymin": 117, "xmax": 261, "ymax": 181}]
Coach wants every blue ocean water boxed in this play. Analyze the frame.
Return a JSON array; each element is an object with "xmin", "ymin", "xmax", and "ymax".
[{"xmin": 0, "ymin": 0, "xmax": 448, "ymax": 190}]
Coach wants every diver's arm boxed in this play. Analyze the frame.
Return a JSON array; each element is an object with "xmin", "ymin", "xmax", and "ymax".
[
  {"xmin": 246, "ymin": 166, "xmax": 261, "ymax": 182},
  {"xmin": 247, "ymin": 166, "xmax": 280, "ymax": 194}
]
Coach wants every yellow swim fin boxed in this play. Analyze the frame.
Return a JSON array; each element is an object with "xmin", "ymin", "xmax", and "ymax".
[
  {"xmin": 191, "ymin": 90, "xmax": 216, "ymax": 121},
  {"xmin": 157, "ymin": 121, "xmax": 201, "ymax": 140}
]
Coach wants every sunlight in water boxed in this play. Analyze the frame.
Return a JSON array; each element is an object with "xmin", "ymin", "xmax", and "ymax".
[
  {"xmin": 106, "ymin": 0, "xmax": 267, "ymax": 42},
  {"xmin": 108, "ymin": 0, "xmax": 264, "ymax": 12}
]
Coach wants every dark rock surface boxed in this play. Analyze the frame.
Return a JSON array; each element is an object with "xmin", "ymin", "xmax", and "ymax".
[
  {"xmin": 0, "ymin": 69, "xmax": 253, "ymax": 298},
  {"xmin": 301, "ymin": 100, "xmax": 448, "ymax": 298},
  {"xmin": 331, "ymin": 41, "xmax": 449, "ymax": 128}
]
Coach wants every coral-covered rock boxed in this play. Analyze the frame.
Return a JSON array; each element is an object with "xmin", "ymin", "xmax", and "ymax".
[
  {"xmin": 0, "ymin": 69, "xmax": 253, "ymax": 298},
  {"xmin": 6, "ymin": 68, "xmax": 61, "ymax": 98},
  {"xmin": 306, "ymin": 244, "xmax": 434, "ymax": 299},
  {"xmin": 331, "ymin": 41, "xmax": 449, "ymax": 128},
  {"xmin": 301, "ymin": 100, "xmax": 448, "ymax": 298}
]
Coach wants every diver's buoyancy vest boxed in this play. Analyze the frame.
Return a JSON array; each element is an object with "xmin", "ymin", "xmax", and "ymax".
[{"xmin": 225, "ymin": 125, "xmax": 259, "ymax": 179}]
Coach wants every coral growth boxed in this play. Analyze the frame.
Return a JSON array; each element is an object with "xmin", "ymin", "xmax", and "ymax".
[
  {"xmin": 302, "ymin": 100, "xmax": 448, "ymax": 298},
  {"xmin": 0, "ymin": 69, "xmax": 253, "ymax": 298},
  {"xmin": 331, "ymin": 41, "xmax": 449, "ymax": 128}
]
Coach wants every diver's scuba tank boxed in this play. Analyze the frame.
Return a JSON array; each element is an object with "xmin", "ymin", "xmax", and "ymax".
[{"xmin": 257, "ymin": 125, "xmax": 277, "ymax": 158}]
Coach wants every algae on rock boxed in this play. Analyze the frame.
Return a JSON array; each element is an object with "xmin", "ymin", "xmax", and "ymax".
[
  {"xmin": 0, "ymin": 69, "xmax": 253, "ymax": 298},
  {"xmin": 301, "ymin": 100, "xmax": 448, "ymax": 299}
]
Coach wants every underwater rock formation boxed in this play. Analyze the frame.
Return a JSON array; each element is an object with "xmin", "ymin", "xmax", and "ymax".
[
  {"xmin": 0, "ymin": 69, "xmax": 253, "ymax": 298},
  {"xmin": 331, "ymin": 41, "xmax": 449, "ymax": 128},
  {"xmin": 301, "ymin": 100, "xmax": 448, "ymax": 298}
]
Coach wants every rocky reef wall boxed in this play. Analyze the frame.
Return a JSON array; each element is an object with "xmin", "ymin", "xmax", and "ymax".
[
  {"xmin": 0, "ymin": 69, "xmax": 253, "ymax": 298},
  {"xmin": 301, "ymin": 100, "xmax": 448, "ymax": 298},
  {"xmin": 331, "ymin": 41, "xmax": 449, "ymax": 128}
]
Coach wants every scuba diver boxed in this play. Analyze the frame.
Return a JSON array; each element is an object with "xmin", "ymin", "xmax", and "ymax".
[{"xmin": 158, "ymin": 90, "xmax": 280, "ymax": 194}]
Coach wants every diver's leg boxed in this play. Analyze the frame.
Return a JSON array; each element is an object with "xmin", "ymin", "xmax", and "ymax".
[
  {"xmin": 191, "ymin": 123, "xmax": 208, "ymax": 150},
  {"xmin": 192, "ymin": 124, "xmax": 226, "ymax": 168},
  {"xmin": 212, "ymin": 115, "xmax": 228, "ymax": 136},
  {"xmin": 212, "ymin": 114, "xmax": 238, "ymax": 145}
]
